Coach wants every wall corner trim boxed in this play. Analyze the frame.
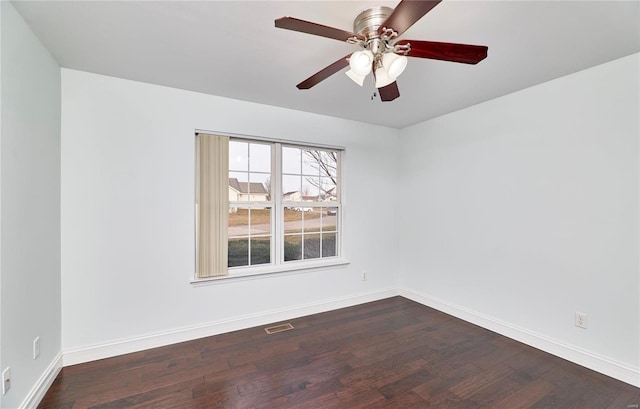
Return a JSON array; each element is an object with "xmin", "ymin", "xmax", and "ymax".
[
  {"xmin": 399, "ymin": 287, "xmax": 640, "ymax": 388},
  {"xmin": 20, "ymin": 352, "xmax": 63, "ymax": 409}
]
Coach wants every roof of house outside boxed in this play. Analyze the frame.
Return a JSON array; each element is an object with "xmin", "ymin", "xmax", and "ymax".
[{"xmin": 229, "ymin": 178, "xmax": 268, "ymax": 195}]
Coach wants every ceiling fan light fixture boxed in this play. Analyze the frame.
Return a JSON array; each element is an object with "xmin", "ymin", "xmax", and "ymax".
[
  {"xmin": 382, "ymin": 53, "xmax": 408, "ymax": 79},
  {"xmin": 348, "ymin": 50, "xmax": 374, "ymax": 76},
  {"xmin": 374, "ymin": 65, "xmax": 394, "ymax": 88},
  {"xmin": 276, "ymin": 0, "xmax": 488, "ymax": 102},
  {"xmin": 345, "ymin": 69, "xmax": 367, "ymax": 86}
]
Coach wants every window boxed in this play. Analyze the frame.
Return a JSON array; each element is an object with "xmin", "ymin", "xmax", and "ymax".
[
  {"xmin": 228, "ymin": 140, "xmax": 273, "ymax": 268},
  {"xmin": 196, "ymin": 133, "xmax": 342, "ymax": 279},
  {"xmin": 281, "ymin": 146, "xmax": 339, "ymax": 262}
]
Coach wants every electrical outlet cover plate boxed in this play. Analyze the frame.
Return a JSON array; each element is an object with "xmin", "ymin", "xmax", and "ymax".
[
  {"xmin": 575, "ymin": 312, "xmax": 588, "ymax": 329},
  {"xmin": 34, "ymin": 336, "xmax": 40, "ymax": 359},
  {"xmin": 2, "ymin": 367, "xmax": 10, "ymax": 394}
]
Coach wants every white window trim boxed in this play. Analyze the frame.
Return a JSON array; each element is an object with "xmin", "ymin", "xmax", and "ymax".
[
  {"xmin": 193, "ymin": 130, "xmax": 347, "ymax": 284},
  {"xmin": 191, "ymin": 258, "xmax": 350, "ymax": 286}
]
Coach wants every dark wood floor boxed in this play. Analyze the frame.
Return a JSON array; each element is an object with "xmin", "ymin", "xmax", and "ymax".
[{"xmin": 38, "ymin": 297, "xmax": 639, "ymax": 408}]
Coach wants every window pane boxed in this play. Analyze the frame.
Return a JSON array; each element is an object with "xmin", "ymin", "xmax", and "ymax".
[
  {"xmin": 229, "ymin": 141, "xmax": 248, "ymax": 172},
  {"xmin": 303, "ymin": 209, "xmax": 321, "ymax": 233},
  {"xmin": 282, "ymin": 146, "xmax": 301, "ymax": 174},
  {"xmin": 250, "ymin": 208, "xmax": 271, "ymax": 235},
  {"xmin": 321, "ymin": 151, "xmax": 338, "ymax": 178},
  {"xmin": 322, "ymin": 233, "xmax": 337, "ymax": 257},
  {"xmin": 228, "ymin": 207, "xmax": 249, "ymax": 237},
  {"xmin": 321, "ymin": 210, "xmax": 337, "ymax": 232},
  {"xmin": 251, "ymin": 237, "xmax": 271, "ymax": 265},
  {"xmin": 284, "ymin": 208, "xmax": 302, "ymax": 234},
  {"xmin": 229, "ymin": 171, "xmax": 248, "ymax": 202},
  {"xmin": 302, "ymin": 150, "xmax": 322, "ymax": 176},
  {"xmin": 302, "ymin": 177, "xmax": 321, "ymax": 201},
  {"xmin": 228, "ymin": 238, "xmax": 248, "ymax": 267},
  {"xmin": 228, "ymin": 207, "xmax": 271, "ymax": 268},
  {"xmin": 304, "ymin": 234, "xmax": 321, "ymax": 260},
  {"xmin": 284, "ymin": 235, "xmax": 302, "ymax": 261},
  {"xmin": 249, "ymin": 143, "xmax": 271, "ymax": 173},
  {"xmin": 229, "ymin": 171, "xmax": 248, "ymax": 182},
  {"xmin": 320, "ymin": 177, "xmax": 336, "ymax": 201},
  {"xmin": 282, "ymin": 175, "xmax": 301, "ymax": 199},
  {"xmin": 248, "ymin": 173, "xmax": 270, "ymax": 201}
]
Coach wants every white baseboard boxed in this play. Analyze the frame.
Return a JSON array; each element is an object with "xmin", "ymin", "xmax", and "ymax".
[
  {"xmin": 399, "ymin": 288, "xmax": 640, "ymax": 388},
  {"xmin": 61, "ymin": 286, "xmax": 639, "ymax": 389},
  {"xmin": 63, "ymin": 288, "xmax": 399, "ymax": 366},
  {"xmin": 19, "ymin": 352, "xmax": 63, "ymax": 409}
]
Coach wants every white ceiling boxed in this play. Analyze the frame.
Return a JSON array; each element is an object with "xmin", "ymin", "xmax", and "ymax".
[{"xmin": 11, "ymin": 1, "xmax": 640, "ymax": 128}]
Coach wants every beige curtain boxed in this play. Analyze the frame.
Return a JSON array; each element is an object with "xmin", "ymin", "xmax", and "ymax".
[{"xmin": 197, "ymin": 134, "xmax": 229, "ymax": 278}]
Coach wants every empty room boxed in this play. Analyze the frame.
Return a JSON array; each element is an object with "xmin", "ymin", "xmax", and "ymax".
[{"xmin": 1, "ymin": 0, "xmax": 639, "ymax": 408}]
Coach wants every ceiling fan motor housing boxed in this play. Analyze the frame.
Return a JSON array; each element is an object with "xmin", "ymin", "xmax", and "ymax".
[{"xmin": 353, "ymin": 7, "xmax": 393, "ymax": 41}]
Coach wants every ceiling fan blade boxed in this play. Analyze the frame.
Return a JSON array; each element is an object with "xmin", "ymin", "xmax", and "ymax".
[
  {"xmin": 378, "ymin": 82, "xmax": 400, "ymax": 102},
  {"xmin": 397, "ymin": 40, "xmax": 488, "ymax": 64},
  {"xmin": 296, "ymin": 54, "xmax": 351, "ymax": 89},
  {"xmin": 378, "ymin": 0, "xmax": 442, "ymax": 37},
  {"xmin": 275, "ymin": 17, "xmax": 364, "ymax": 42}
]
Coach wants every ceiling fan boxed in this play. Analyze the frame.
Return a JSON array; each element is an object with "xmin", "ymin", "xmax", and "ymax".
[{"xmin": 275, "ymin": 0, "xmax": 488, "ymax": 101}]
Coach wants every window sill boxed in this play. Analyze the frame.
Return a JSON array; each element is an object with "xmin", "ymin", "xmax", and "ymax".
[{"xmin": 191, "ymin": 258, "xmax": 350, "ymax": 286}]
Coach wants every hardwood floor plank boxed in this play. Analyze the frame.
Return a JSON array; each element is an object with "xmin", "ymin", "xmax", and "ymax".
[
  {"xmin": 411, "ymin": 362, "xmax": 483, "ymax": 400},
  {"xmin": 339, "ymin": 358, "xmax": 429, "ymax": 390},
  {"xmin": 471, "ymin": 336, "xmax": 523, "ymax": 369},
  {"xmin": 80, "ymin": 377, "xmax": 204, "ymax": 409},
  {"xmin": 491, "ymin": 378, "xmax": 556, "ymax": 409},
  {"xmin": 376, "ymin": 368, "xmax": 433, "ymax": 399},
  {"xmin": 334, "ymin": 387, "xmax": 386, "ymax": 408},
  {"xmin": 37, "ymin": 297, "xmax": 639, "ymax": 409},
  {"xmin": 192, "ymin": 364, "xmax": 257, "ymax": 399},
  {"xmin": 449, "ymin": 363, "xmax": 513, "ymax": 399},
  {"xmin": 248, "ymin": 378, "xmax": 344, "ymax": 409},
  {"xmin": 465, "ymin": 371, "xmax": 538, "ymax": 407},
  {"xmin": 605, "ymin": 389, "xmax": 640, "ymax": 409}
]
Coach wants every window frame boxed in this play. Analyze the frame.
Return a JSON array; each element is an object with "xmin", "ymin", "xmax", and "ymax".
[
  {"xmin": 227, "ymin": 139, "xmax": 275, "ymax": 268},
  {"xmin": 193, "ymin": 131, "xmax": 347, "ymax": 284},
  {"xmin": 279, "ymin": 143, "xmax": 341, "ymax": 265}
]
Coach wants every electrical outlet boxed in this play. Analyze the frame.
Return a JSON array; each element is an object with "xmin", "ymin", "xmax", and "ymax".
[
  {"xmin": 33, "ymin": 336, "xmax": 40, "ymax": 359},
  {"xmin": 2, "ymin": 367, "xmax": 10, "ymax": 395},
  {"xmin": 362, "ymin": 271, "xmax": 367, "ymax": 281},
  {"xmin": 575, "ymin": 312, "xmax": 588, "ymax": 329}
]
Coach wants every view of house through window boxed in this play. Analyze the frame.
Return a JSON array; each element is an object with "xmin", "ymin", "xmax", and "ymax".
[
  {"xmin": 225, "ymin": 138, "xmax": 341, "ymax": 271},
  {"xmin": 227, "ymin": 141, "xmax": 273, "ymax": 267},
  {"xmin": 281, "ymin": 146, "xmax": 338, "ymax": 262}
]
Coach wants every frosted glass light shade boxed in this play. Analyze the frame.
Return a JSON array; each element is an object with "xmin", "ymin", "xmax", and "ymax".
[
  {"xmin": 345, "ymin": 69, "xmax": 366, "ymax": 86},
  {"xmin": 374, "ymin": 65, "xmax": 394, "ymax": 88},
  {"xmin": 348, "ymin": 50, "xmax": 374, "ymax": 76},
  {"xmin": 382, "ymin": 53, "xmax": 408, "ymax": 79}
]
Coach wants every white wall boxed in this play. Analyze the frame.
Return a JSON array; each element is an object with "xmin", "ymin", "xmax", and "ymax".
[
  {"xmin": 399, "ymin": 54, "xmax": 639, "ymax": 381},
  {"xmin": 60, "ymin": 69, "xmax": 400, "ymax": 357},
  {"xmin": 1, "ymin": 2, "xmax": 62, "ymax": 408},
  {"xmin": 57, "ymin": 43, "xmax": 639, "ymax": 387}
]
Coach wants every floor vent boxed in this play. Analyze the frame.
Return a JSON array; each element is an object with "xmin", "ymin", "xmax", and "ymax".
[{"xmin": 264, "ymin": 323, "xmax": 294, "ymax": 334}]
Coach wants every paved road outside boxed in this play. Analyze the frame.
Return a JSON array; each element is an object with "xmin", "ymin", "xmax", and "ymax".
[{"xmin": 229, "ymin": 214, "xmax": 336, "ymax": 236}]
